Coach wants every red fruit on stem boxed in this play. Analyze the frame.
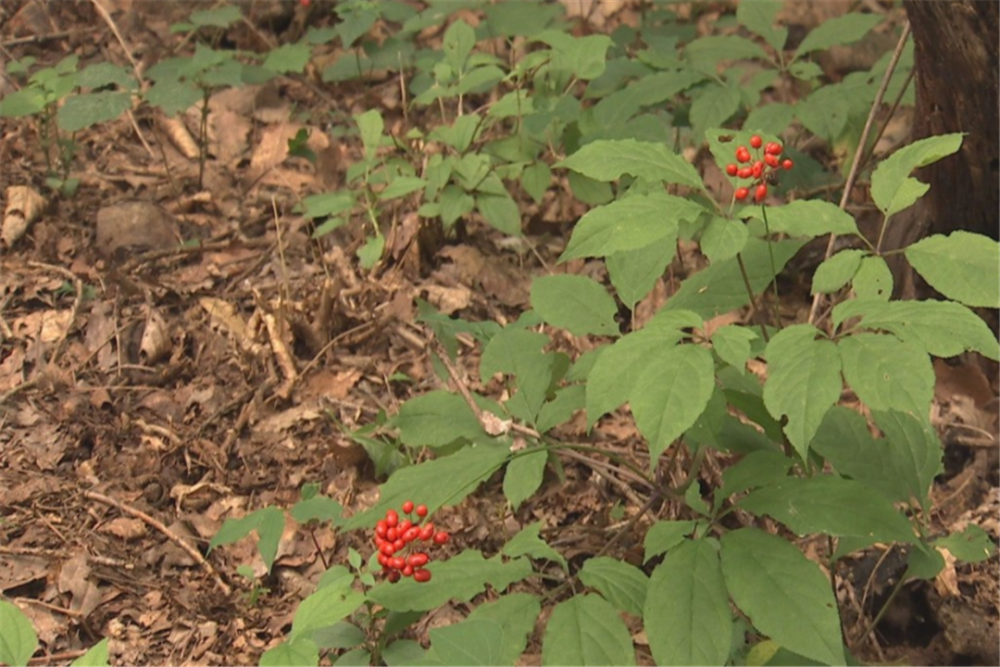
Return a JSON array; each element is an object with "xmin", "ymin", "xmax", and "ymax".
[
  {"xmin": 380, "ymin": 542, "xmax": 395, "ymax": 556},
  {"xmin": 420, "ymin": 523, "xmax": 434, "ymax": 540},
  {"xmin": 413, "ymin": 569, "xmax": 432, "ymax": 583},
  {"xmin": 402, "ymin": 500, "xmax": 414, "ymax": 514},
  {"xmin": 402, "ymin": 565, "xmax": 414, "ymax": 577},
  {"xmin": 735, "ymin": 187, "xmax": 749, "ymax": 201},
  {"xmin": 755, "ymin": 184, "xmax": 768, "ymax": 202},
  {"xmin": 386, "ymin": 527, "xmax": 398, "ymax": 542},
  {"xmin": 408, "ymin": 553, "xmax": 429, "ymax": 567},
  {"xmin": 737, "ymin": 167, "xmax": 752, "ymax": 179},
  {"xmin": 782, "ymin": 159, "xmax": 794, "ymax": 170},
  {"xmin": 750, "ymin": 135, "xmax": 762, "ymax": 149},
  {"xmin": 387, "ymin": 570, "xmax": 401, "ymax": 583},
  {"xmin": 385, "ymin": 509, "xmax": 398, "ymax": 528},
  {"xmin": 736, "ymin": 147, "xmax": 751, "ymax": 163},
  {"xmin": 764, "ymin": 154, "xmax": 779, "ymax": 168},
  {"xmin": 765, "ymin": 142, "xmax": 782, "ymax": 156},
  {"xmin": 725, "ymin": 163, "xmax": 738, "ymax": 177},
  {"xmin": 377, "ymin": 553, "xmax": 388, "ymax": 566},
  {"xmin": 390, "ymin": 556, "xmax": 406, "ymax": 570},
  {"xmin": 433, "ymin": 531, "xmax": 450, "ymax": 545},
  {"xmin": 393, "ymin": 539, "xmax": 405, "ymax": 551},
  {"xmin": 404, "ymin": 527, "xmax": 421, "ymax": 543},
  {"xmin": 415, "ymin": 505, "xmax": 428, "ymax": 518},
  {"xmin": 398, "ymin": 520, "xmax": 412, "ymax": 533},
  {"xmin": 375, "ymin": 520, "xmax": 388, "ymax": 538},
  {"xmin": 751, "ymin": 162, "xmax": 763, "ymax": 179}
]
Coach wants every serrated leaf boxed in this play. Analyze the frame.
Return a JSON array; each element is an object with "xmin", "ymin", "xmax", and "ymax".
[
  {"xmin": 811, "ymin": 249, "xmax": 866, "ymax": 294},
  {"xmin": 721, "ymin": 528, "xmax": 846, "ymax": 666},
  {"xmin": 645, "ymin": 539, "xmax": 732, "ymax": 666},
  {"xmin": 0, "ymin": 600, "xmax": 37, "ymax": 667},
  {"xmin": 762, "ymin": 325, "xmax": 842, "ymax": 458},
  {"xmin": 935, "ymin": 525, "xmax": 997, "ymax": 563},
  {"xmin": 744, "ymin": 200, "xmax": 859, "ymax": 239},
  {"xmin": 871, "ymin": 410, "xmax": 942, "ymax": 513},
  {"xmin": 904, "ymin": 231, "xmax": 1000, "ymax": 308},
  {"xmin": 144, "ymin": 79, "xmax": 200, "ymax": 116},
  {"xmin": 691, "ymin": 84, "xmax": 742, "ymax": 141},
  {"xmin": 717, "ymin": 449, "xmax": 793, "ymax": 508},
  {"xmin": 743, "ymin": 103, "xmax": 795, "ymax": 137},
  {"xmin": 579, "ymin": 557, "xmax": 648, "ymax": 616},
  {"xmin": 357, "ymin": 234, "xmax": 385, "ymax": 269},
  {"xmin": 557, "ymin": 139, "xmax": 703, "ymax": 189},
  {"xmin": 852, "ymin": 255, "xmax": 893, "ymax": 300},
  {"xmin": 355, "ymin": 109, "xmax": 384, "ymax": 159},
  {"xmin": 542, "ymin": 594, "xmax": 636, "ymax": 666},
  {"xmin": 57, "ymin": 91, "xmax": 132, "ymax": 131},
  {"xmin": 439, "ymin": 185, "xmax": 475, "ymax": 227},
  {"xmin": 536, "ymin": 384, "xmax": 585, "ymax": 433},
  {"xmin": 443, "ymin": 19, "xmax": 476, "ymax": 70},
  {"xmin": 643, "ymin": 520, "xmax": 697, "ymax": 564},
  {"xmin": 303, "ymin": 191, "xmax": 355, "ymax": 219},
  {"xmin": 606, "ymin": 234, "xmax": 676, "ymax": 311},
  {"xmin": 832, "ymin": 298, "xmax": 999, "ymax": 361},
  {"xmin": 427, "ymin": 620, "xmax": 506, "ymax": 666},
  {"xmin": 811, "ymin": 407, "xmax": 905, "ymax": 502},
  {"xmin": 477, "ymin": 191, "xmax": 522, "ymax": 235},
  {"xmin": 535, "ymin": 31, "xmax": 613, "ymax": 80},
  {"xmin": 561, "ymin": 193, "xmax": 698, "ymax": 262},
  {"xmin": 522, "ymin": 162, "xmax": 551, "ymax": 204},
  {"xmin": 335, "ymin": 3, "xmax": 378, "ymax": 47},
  {"xmin": 740, "ymin": 476, "xmax": 916, "ymax": 543},
  {"xmin": 0, "ymin": 88, "xmax": 46, "ymax": 117},
  {"xmin": 459, "ymin": 594, "xmax": 540, "ymax": 666},
  {"xmin": 291, "ymin": 586, "xmax": 366, "ymax": 643},
  {"xmin": 503, "ymin": 522, "xmax": 567, "ymax": 570},
  {"xmin": 312, "ymin": 622, "xmax": 365, "ymax": 650},
  {"xmin": 630, "ymin": 344, "xmax": 715, "ymax": 465},
  {"xmin": 291, "ymin": 496, "xmax": 344, "ymax": 525},
  {"xmin": 208, "ymin": 506, "xmax": 285, "ymax": 573},
  {"xmin": 795, "ymin": 86, "xmax": 850, "ymax": 143},
  {"xmin": 260, "ymin": 638, "xmax": 319, "ymax": 667},
  {"xmin": 710, "ymin": 325, "xmax": 758, "ymax": 374},
  {"xmin": 380, "ymin": 176, "xmax": 427, "ymax": 201},
  {"xmin": 264, "ymin": 42, "xmax": 312, "ymax": 74},
  {"xmin": 737, "ymin": 0, "xmax": 787, "ymax": 51},
  {"xmin": 871, "ymin": 133, "xmax": 963, "ymax": 219},
  {"xmin": 368, "ymin": 550, "xmax": 532, "ymax": 612},
  {"xmin": 839, "ymin": 333, "xmax": 933, "ymax": 415},
  {"xmin": 503, "ymin": 450, "xmax": 547, "ymax": 511},
  {"xmin": 531, "ymin": 274, "xmax": 620, "ymax": 337},
  {"xmin": 685, "ymin": 35, "xmax": 769, "ymax": 75},
  {"xmin": 794, "ymin": 13, "xmax": 882, "ymax": 57},
  {"xmin": 701, "ymin": 215, "xmax": 749, "ymax": 263}
]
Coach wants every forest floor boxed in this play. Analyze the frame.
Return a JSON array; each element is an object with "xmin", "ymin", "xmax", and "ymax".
[{"xmin": 1, "ymin": 1, "xmax": 997, "ymax": 666}]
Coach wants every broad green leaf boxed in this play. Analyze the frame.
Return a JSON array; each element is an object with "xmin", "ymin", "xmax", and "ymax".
[
  {"xmin": 935, "ymin": 525, "xmax": 997, "ymax": 563},
  {"xmin": 461, "ymin": 594, "xmax": 540, "ymax": 666},
  {"xmin": 522, "ymin": 162, "xmax": 551, "ymax": 204},
  {"xmin": 606, "ymin": 234, "xmax": 676, "ymax": 311},
  {"xmin": 208, "ymin": 506, "xmax": 285, "ymax": 573},
  {"xmin": 811, "ymin": 249, "xmax": 865, "ymax": 294},
  {"xmin": 744, "ymin": 200, "xmax": 859, "ymax": 239},
  {"xmin": 743, "ymin": 103, "xmax": 794, "ymax": 137},
  {"xmin": 0, "ymin": 600, "xmax": 37, "ymax": 667},
  {"xmin": 70, "ymin": 638, "xmax": 109, "ymax": 667},
  {"xmin": 839, "ymin": 333, "xmax": 934, "ymax": 415},
  {"xmin": 872, "ymin": 409, "xmax": 942, "ymax": 513},
  {"xmin": 144, "ymin": 79, "xmax": 201, "ymax": 116},
  {"xmin": 477, "ymin": 192, "xmax": 522, "ymax": 235},
  {"xmin": 721, "ymin": 528, "xmax": 846, "ymax": 666},
  {"xmin": 811, "ymin": 407, "xmax": 905, "ymax": 502},
  {"xmin": 557, "ymin": 139, "xmax": 703, "ymax": 189},
  {"xmin": 303, "ymin": 192, "xmax": 355, "ymax": 219},
  {"xmin": 335, "ymin": 2, "xmax": 378, "ymax": 47},
  {"xmin": 586, "ymin": 326, "xmax": 687, "ymax": 426},
  {"xmin": 312, "ymin": 622, "xmax": 366, "ymax": 650},
  {"xmin": 832, "ymin": 298, "xmax": 999, "ymax": 361},
  {"xmin": 579, "ymin": 557, "xmax": 648, "ymax": 616},
  {"xmin": 443, "ymin": 19, "xmax": 476, "ymax": 70},
  {"xmin": 691, "ymin": 83, "xmax": 742, "ymax": 141},
  {"xmin": 852, "ymin": 255, "xmax": 893, "ymax": 301},
  {"xmin": 904, "ymin": 231, "xmax": 1000, "ymax": 308},
  {"xmin": 740, "ymin": 476, "xmax": 916, "ymax": 543},
  {"xmin": 737, "ymin": 0, "xmax": 787, "ymax": 51},
  {"xmin": 427, "ymin": 620, "xmax": 506, "ymax": 666},
  {"xmin": 531, "ymin": 274, "xmax": 620, "ymax": 337},
  {"xmin": 795, "ymin": 86, "xmax": 850, "ymax": 143},
  {"xmin": 664, "ymin": 239, "xmax": 806, "ymax": 318},
  {"xmin": 535, "ymin": 31, "xmax": 613, "ymax": 80},
  {"xmin": 871, "ymin": 133, "xmax": 963, "ymax": 219},
  {"xmin": 189, "ymin": 5, "xmax": 242, "ymax": 28},
  {"xmin": 260, "ymin": 638, "xmax": 319, "ymax": 667},
  {"xmin": 355, "ymin": 109, "xmax": 384, "ymax": 159},
  {"xmin": 58, "ymin": 91, "xmax": 132, "ymax": 131},
  {"xmin": 290, "ymin": 496, "xmax": 344, "ymax": 525},
  {"xmin": 481, "ymin": 328, "xmax": 553, "ymax": 421},
  {"xmin": 701, "ymin": 215, "xmax": 749, "ymax": 263},
  {"xmin": 710, "ymin": 324, "xmax": 758, "ymax": 374},
  {"xmin": 503, "ymin": 449, "xmax": 547, "ymax": 511},
  {"xmin": 357, "ymin": 233, "xmax": 385, "ymax": 269},
  {"xmin": 561, "ymin": 193, "xmax": 698, "ymax": 262},
  {"xmin": 264, "ymin": 42, "xmax": 312, "ymax": 74},
  {"xmin": 383, "ymin": 640, "xmax": 426, "ymax": 666},
  {"xmin": 438, "ymin": 185, "xmax": 475, "ymax": 227},
  {"xmin": 0, "ymin": 88, "xmax": 46, "ymax": 117},
  {"xmin": 542, "ymin": 594, "xmax": 636, "ymax": 666},
  {"xmin": 291, "ymin": 586, "xmax": 366, "ymax": 642},
  {"xmin": 457, "ymin": 65, "xmax": 505, "ymax": 95},
  {"xmin": 368, "ymin": 550, "xmax": 532, "ymax": 612},
  {"xmin": 503, "ymin": 522, "xmax": 567, "ymax": 570},
  {"xmin": 380, "ymin": 176, "xmax": 427, "ymax": 201},
  {"xmin": 685, "ymin": 35, "xmax": 769, "ymax": 75},
  {"xmin": 645, "ymin": 539, "xmax": 732, "ymax": 666},
  {"xmin": 643, "ymin": 520, "xmax": 697, "ymax": 564},
  {"xmin": 716, "ymin": 449, "xmax": 793, "ymax": 508},
  {"xmin": 794, "ymin": 13, "xmax": 882, "ymax": 58},
  {"xmin": 342, "ymin": 444, "xmax": 509, "ymax": 530},
  {"xmin": 631, "ymin": 344, "xmax": 715, "ymax": 465},
  {"xmin": 536, "ymin": 384, "xmax": 585, "ymax": 433},
  {"xmin": 905, "ymin": 540, "xmax": 946, "ymax": 581},
  {"xmin": 484, "ymin": 1, "xmax": 562, "ymax": 38},
  {"xmin": 396, "ymin": 390, "xmax": 487, "ymax": 448},
  {"xmin": 762, "ymin": 325, "xmax": 842, "ymax": 458}
]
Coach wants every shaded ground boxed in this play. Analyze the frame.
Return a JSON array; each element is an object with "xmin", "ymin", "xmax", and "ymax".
[{"xmin": 1, "ymin": 1, "xmax": 997, "ymax": 665}]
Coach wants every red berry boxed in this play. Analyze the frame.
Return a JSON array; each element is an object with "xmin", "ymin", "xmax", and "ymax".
[
  {"xmin": 725, "ymin": 163, "xmax": 738, "ymax": 177},
  {"xmin": 419, "ymin": 523, "xmax": 434, "ymax": 540},
  {"xmin": 736, "ymin": 147, "xmax": 751, "ymax": 163},
  {"xmin": 736, "ymin": 167, "xmax": 751, "ymax": 179},
  {"xmin": 413, "ymin": 569, "xmax": 432, "ymax": 583},
  {"xmin": 387, "ymin": 570, "xmax": 401, "ymax": 583},
  {"xmin": 402, "ymin": 500, "xmax": 414, "ymax": 514},
  {"xmin": 403, "ymin": 527, "xmax": 421, "ymax": 543},
  {"xmin": 734, "ymin": 187, "xmax": 749, "ymax": 201},
  {"xmin": 782, "ymin": 159, "xmax": 793, "ymax": 170},
  {"xmin": 765, "ymin": 142, "xmax": 782, "ymax": 156},
  {"xmin": 750, "ymin": 135, "xmax": 762, "ymax": 149},
  {"xmin": 375, "ymin": 520, "xmax": 388, "ymax": 539},
  {"xmin": 380, "ymin": 542, "xmax": 395, "ymax": 556},
  {"xmin": 415, "ymin": 505, "xmax": 428, "ymax": 518},
  {"xmin": 399, "ymin": 520, "xmax": 413, "ymax": 533},
  {"xmin": 390, "ymin": 556, "xmax": 406, "ymax": 570},
  {"xmin": 393, "ymin": 539, "xmax": 405, "ymax": 551},
  {"xmin": 433, "ymin": 531, "xmax": 450, "ymax": 545},
  {"xmin": 408, "ymin": 553, "xmax": 429, "ymax": 567},
  {"xmin": 377, "ymin": 553, "xmax": 388, "ymax": 566},
  {"xmin": 764, "ymin": 154, "xmax": 779, "ymax": 168},
  {"xmin": 385, "ymin": 510, "xmax": 398, "ymax": 528},
  {"xmin": 751, "ymin": 162, "xmax": 763, "ymax": 179},
  {"xmin": 755, "ymin": 184, "xmax": 768, "ymax": 202},
  {"xmin": 402, "ymin": 565, "xmax": 414, "ymax": 577}
]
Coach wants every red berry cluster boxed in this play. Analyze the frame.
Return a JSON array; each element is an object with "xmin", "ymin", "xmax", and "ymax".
[
  {"xmin": 374, "ymin": 500, "xmax": 449, "ymax": 583},
  {"xmin": 724, "ymin": 135, "xmax": 793, "ymax": 203}
]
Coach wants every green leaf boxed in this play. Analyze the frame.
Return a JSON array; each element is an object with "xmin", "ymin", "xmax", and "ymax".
[
  {"xmin": 542, "ymin": 594, "xmax": 636, "ymax": 666},
  {"xmin": 737, "ymin": 0, "xmax": 787, "ymax": 51},
  {"xmin": 264, "ymin": 42, "xmax": 312, "ymax": 74},
  {"xmin": 70, "ymin": 638, "xmax": 109, "ymax": 667},
  {"xmin": 560, "ymin": 193, "xmax": 701, "ymax": 261},
  {"xmin": 762, "ymin": 325, "xmax": 842, "ymax": 458},
  {"xmin": 503, "ymin": 522, "xmax": 567, "ymax": 570},
  {"xmin": 427, "ymin": 620, "xmax": 506, "ymax": 666},
  {"xmin": 531, "ymin": 274, "xmax": 620, "ymax": 337},
  {"xmin": 838, "ymin": 333, "xmax": 933, "ymax": 415},
  {"xmin": 691, "ymin": 84, "xmax": 742, "ymax": 141},
  {"xmin": 380, "ymin": 176, "xmax": 428, "ymax": 201},
  {"xmin": 57, "ymin": 90, "xmax": 131, "ymax": 131},
  {"xmin": 208, "ymin": 506, "xmax": 285, "ymax": 573},
  {"xmin": 905, "ymin": 541, "xmax": 945, "ymax": 581},
  {"xmin": 832, "ymin": 298, "xmax": 999, "ymax": 361},
  {"xmin": 606, "ymin": 234, "xmax": 677, "ymax": 311},
  {"xmin": 144, "ymin": 79, "xmax": 201, "ymax": 116},
  {"xmin": 743, "ymin": 103, "xmax": 795, "ymax": 137},
  {"xmin": 443, "ymin": 19, "xmax": 476, "ymax": 70},
  {"xmin": 685, "ymin": 35, "xmax": 769, "ymax": 75},
  {"xmin": 935, "ymin": 525, "xmax": 997, "ymax": 563},
  {"xmin": 368, "ymin": 550, "xmax": 532, "ymax": 612},
  {"xmin": 522, "ymin": 162, "xmax": 551, "ymax": 204},
  {"xmin": 291, "ymin": 496, "xmax": 344, "ymax": 525},
  {"xmin": 795, "ymin": 86, "xmax": 850, "ymax": 143},
  {"xmin": 701, "ymin": 215, "xmax": 749, "ymax": 263},
  {"xmin": 904, "ymin": 231, "xmax": 1000, "ymax": 308},
  {"xmin": 303, "ymin": 192, "xmax": 355, "ymax": 219},
  {"xmin": 852, "ymin": 255, "xmax": 893, "ymax": 301},
  {"xmin": 872, "ymin": 409, "xmax": 942, "ymax": 513},
  {"xmin": 740, "ymin": 476, "xmax": 916, "ymax": 543},
  {"xmin": 579, "ymin": 557, "xmax": 648, "ymax": 616},
  {"xmin": 383, "ymin": 640, "xmax": 426, "ymax": 667},
  {"xmin": 535, "ymin": 31, "xmax": 614, "ymax": 80},
  {"xmin": 871, "ymin": 133, "xmax": 963, "ymax": 219},
  {"xmin": 438, "ymin": 185, "xmax": 475, "ymax": 227},
  {"xmin": 477, "ymin": 192, "xmax": 522, "ymax": 236},
  {"xmin": 291, "ymin": 586, "xmax": 366, "ymax": 643},
  {"xmin": 335, "ymin": 2, "xmax": 378, "ymax": 47},
  {"xmin": 189, "ymin": 5, "xmax": 242, "ymax": 28},
  {"xmin": 503, "ymin": 450, "xmax": 547, "ymax": 511},
  {"xmin": 312, "ymin": 622, "xmax": 366, "ymax": 650},
  {"xmin": 664, "ymin": 239, "xmax": 806, "ymax": 318},
  {"xmin": 76, "ymin": 62, "xmax": 135, "ymax": 90},
  {"xmin": 630, "ymin": 344, "xmax": 715, "ymax": 465},
  {"xmin": 721, "ymin": 528, "xmax": 846, "ymax": 666},
  {"xmin": 567, "ymin": 171, "xmax": 614, "ymax": 205},
  {"xmin": 711, "ymin": 325, "xmax": 758, "ymax": 374},
  {"xmin": 643, "ymin": 520, "xmax": 697, "ymax": 564},
  {"xmin": 459, "ymin": 594, "xmax": 541, "ymax": 666},
  {"xmin": 716, "ymin": 449, "xmax": 793, "ymax": 508},
  {"xmin": 556, "ymin": 139, "xmax": 703, "ymax": 190},
  {"xmin": 794, "ymin": 13, "xmax": 882, "ymax": 58},
  {"xmin": 0, "ymin": 600, "xmax": 37, "ymax": 667},
  {"xmin": 260, "ymin": 638, "xmax": 319, "ymax": 667},
  {"xmin": 645, "ymin": 539, "xmax": 732, "ymax": 666},
  {"xmin": 0, "ymin": 88, "xmax": 46, "ymax": 117},
  {"xmin": 536, "ymin": 384, "xmax": 585, "ymax": 433},
  {"xmin": 342, "ymin": 444, "xmax": 510, "ymax": 530},
  {"xmin": 355, "ymin": 109, "xmax": 384, "ymax": 159},
  {"xmin": 811, "ymin": 249, "xmax": 865, "ymax": 294},
  {"xmin": 357, "ymin": 234, "xmax": 385, "ymax": 269},
  {"xmin": 745, "ymin": 200, "xmax": 859, "ymax": 239}
]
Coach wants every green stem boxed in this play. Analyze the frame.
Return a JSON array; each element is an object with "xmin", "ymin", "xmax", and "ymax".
[
  {"xmin": 759, "ymin": 204, "xmax": 783, "ymax": 332},
  {"xmin": 736, "ymin": 252, "xmax": 770, "ymax": 343}
]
